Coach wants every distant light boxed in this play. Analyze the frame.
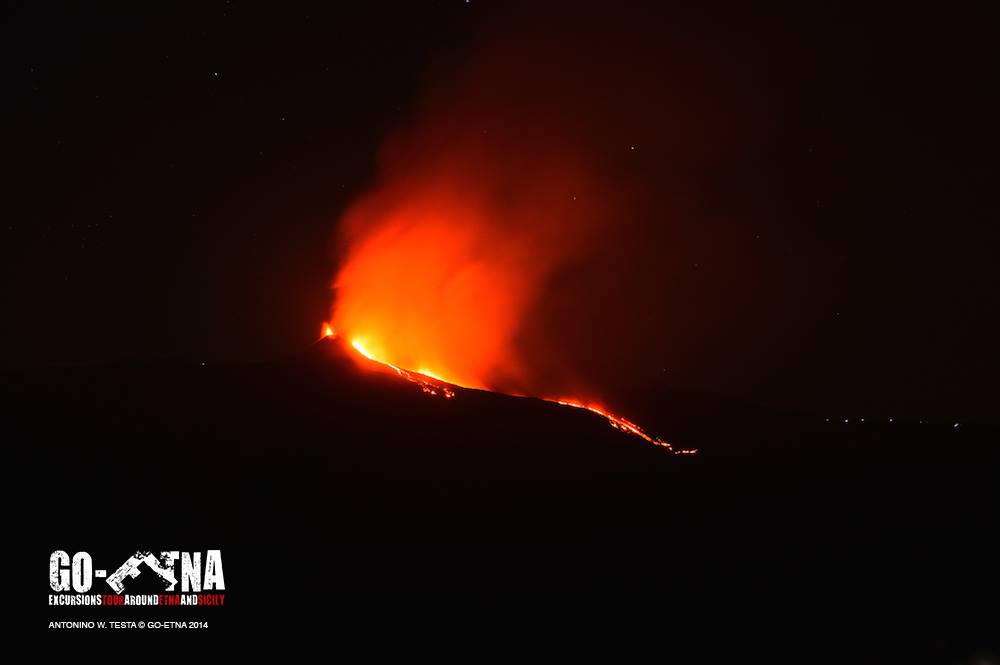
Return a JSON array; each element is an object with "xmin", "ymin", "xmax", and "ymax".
[
  {"xmin": 843, "ymin": 419, "xmax": 849, "ymax": 424},
  {"xmin": 201, "ymin": 362, "xmax": 205, "ymax": 366},
  {"xmin": 860, "ymin": 418, "xmax": 865, "ymax": 423},
  {"xmin": 954, "ymin": 422, "xmax": 960, "ymax": 428},
  {"xmin": 889, "ymin": 418, "xmax": 894, "ymax": 423}
]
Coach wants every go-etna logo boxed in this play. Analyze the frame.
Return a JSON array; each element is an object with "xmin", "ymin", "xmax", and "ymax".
[{"xmin": 49, "ymin": 550, "xmax": 225, "ymax": 607}]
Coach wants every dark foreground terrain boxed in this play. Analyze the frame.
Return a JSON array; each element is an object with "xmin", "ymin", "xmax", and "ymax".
[{"xmin": 8, "ymin": 337, "xmax": 998, "ymax": 659}]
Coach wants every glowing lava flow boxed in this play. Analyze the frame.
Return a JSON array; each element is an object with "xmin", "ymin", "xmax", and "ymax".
[
  {"xmin": 321, "ymin": 325, "xmax": 695, "ymax": 454},
  {"xmin": 552, "ymin": 399, "xmax": 696, "ymax": 454},
  {"xmin": 350, "ymin": 336, "xmax": 455, "ymax": 399}
]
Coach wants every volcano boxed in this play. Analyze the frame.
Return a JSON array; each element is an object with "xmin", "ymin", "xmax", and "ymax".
[
  {"xmin": 11, "ymin": 341, "xmax": 998, "ymax": 656},
  {"xmin": 318, "ymin": 330, "xmax": 694, "ymax": 455}
]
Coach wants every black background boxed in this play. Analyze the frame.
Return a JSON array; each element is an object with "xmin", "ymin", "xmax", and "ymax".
[{"xmin": 3, "ymin": 1, "xmax": 998, "ymax": 656}]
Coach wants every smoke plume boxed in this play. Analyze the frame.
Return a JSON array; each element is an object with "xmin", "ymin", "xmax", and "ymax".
[{"xmin": 330, "ymin": 6, "xmax": 766, "ymax": 405}]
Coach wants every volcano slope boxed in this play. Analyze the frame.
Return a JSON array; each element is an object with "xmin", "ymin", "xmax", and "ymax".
[{"xmin": 8, "ymin": 336, "xmax": 998, "ymax": 658}]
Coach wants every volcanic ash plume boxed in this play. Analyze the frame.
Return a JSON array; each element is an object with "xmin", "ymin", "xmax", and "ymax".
[
  {"xmin": 326, "ymin": 9, "xmax": 739, "ymax": 412},
  {"xmin": 329, "ymin": 42, "xmax": 632, "ymax": 399}
]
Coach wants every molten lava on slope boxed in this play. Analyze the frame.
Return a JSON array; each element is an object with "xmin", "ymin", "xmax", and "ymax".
[{"xmin": 320, "ymin": 325, "xmax": 695, "ymax": 455}]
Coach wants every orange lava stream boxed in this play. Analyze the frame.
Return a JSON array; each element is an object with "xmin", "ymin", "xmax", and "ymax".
[
  {"xmin": 322, "ymin": 325, "xmax": 695, "ymax": 455},
  {"xmin": 350, "ymin": 336, "xmax": 454, "ymax": 399},
  {"xmin": 552, "ymin": 399, "xmax": 696, "ymax": 454}
]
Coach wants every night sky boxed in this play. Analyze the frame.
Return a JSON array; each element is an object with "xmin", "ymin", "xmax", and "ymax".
[{"xmin": 3, "ymin": 1, "xmax": 997, "ymax": 424}]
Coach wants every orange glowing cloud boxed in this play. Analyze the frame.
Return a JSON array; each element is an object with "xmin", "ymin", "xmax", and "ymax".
[
  {"xmin": 329, "ymin": 112, "xmax": 614, "ymax": 396},
  {"xmin": 326, "ymin": 11, "xmax": 720, "ymax": 410}
]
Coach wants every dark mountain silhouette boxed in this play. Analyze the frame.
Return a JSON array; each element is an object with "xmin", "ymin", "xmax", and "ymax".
[{"xmin": 10, "ymin": 337, "xmax": 997, "ymax": 658}]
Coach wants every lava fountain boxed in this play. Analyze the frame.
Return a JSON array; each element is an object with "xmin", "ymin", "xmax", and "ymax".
[{"xmin": 323, "ymin": 22, "xmax": 697, "ymax": 455}]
